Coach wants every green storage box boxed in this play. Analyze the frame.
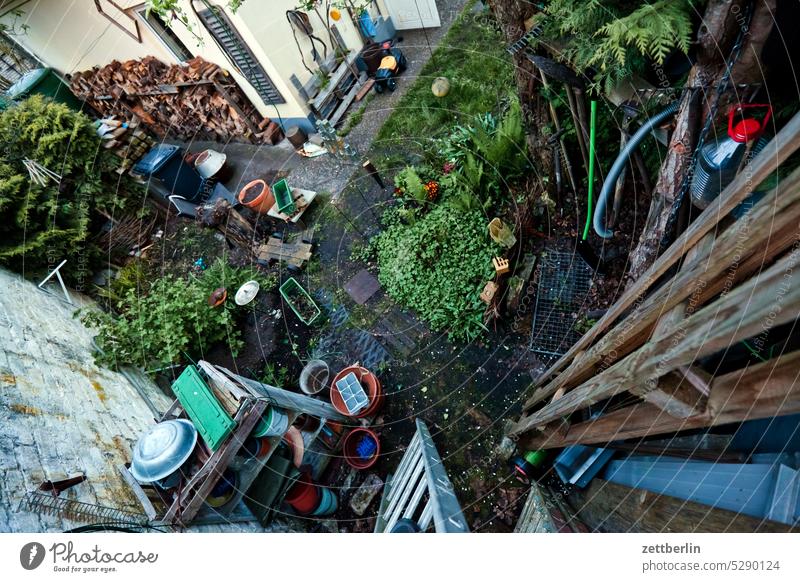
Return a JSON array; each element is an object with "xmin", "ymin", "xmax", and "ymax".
[
  {"xmin": 171, "ymin": 365, "xmax": 236, "ymax": 450},
  {"xmin": 272, "ymin": 179, "xmax": 296, "ymax": 215},
  {"xmin": 279, "ymin": 277, "xmax": 321, "ymax": 325}
]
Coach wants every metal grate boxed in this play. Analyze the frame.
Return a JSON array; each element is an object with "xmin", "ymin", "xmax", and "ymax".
[
  {"xmin": 18, "ymin": 491, "xmax": 149, "ymax": 526},
  {"xmin": 530, "ymin": 249, "xmax": 594, "ymax": 358}
]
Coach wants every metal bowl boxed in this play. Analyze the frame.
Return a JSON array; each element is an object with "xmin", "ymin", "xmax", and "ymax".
[{"xmin": 131, "ymin": 419, "xmax": 198, "ymax": 483}]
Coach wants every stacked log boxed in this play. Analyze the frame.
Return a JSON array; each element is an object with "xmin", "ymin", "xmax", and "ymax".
[
  {"xmin": 69, "ymin": 56, "xmax": 283, "ymax": 145},
  {"xmin": 95, "ymin": 116, "xmax": 155, "ymax": 175}
]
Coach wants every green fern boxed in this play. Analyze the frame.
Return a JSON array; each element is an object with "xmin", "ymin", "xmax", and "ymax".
[
  {"xmin": 536, "ymin": 0, "xmax": 696, "ymax": 94},
  {"xmin": 594, "ymin": 1, "xmax": 692, "ymax": 68}
]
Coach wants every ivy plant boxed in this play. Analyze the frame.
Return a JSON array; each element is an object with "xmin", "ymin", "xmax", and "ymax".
[{"xmin": 375, "ymin": 204, "xmax": 498, "ymax": 342}]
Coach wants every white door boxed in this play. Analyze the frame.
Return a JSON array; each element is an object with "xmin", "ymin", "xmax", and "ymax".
[{"xmin": 384, "ymin": 0, "xmax": 441, "ymax": 30}]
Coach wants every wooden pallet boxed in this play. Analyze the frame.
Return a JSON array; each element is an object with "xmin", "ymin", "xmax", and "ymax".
[{"xmin": 256, "ymin": 237, "xmax": 313, "ymax": 268}]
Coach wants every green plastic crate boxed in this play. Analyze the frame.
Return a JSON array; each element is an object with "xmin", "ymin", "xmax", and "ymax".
[
  {"xmin": 171, "ymin": 366, "xmax": 236, "ymax": 450},
  {"xmin": 279, "ymin": 277, "xmax": 320, "ymax": 325},
  {"xmin": 272, "ymin": 179, "xmax": 296, "ymax": 215}
]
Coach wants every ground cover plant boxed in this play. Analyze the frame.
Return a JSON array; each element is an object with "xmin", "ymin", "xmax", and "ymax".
[{"xmin": 374, "ymin": 203, "xmax": 498, "ymax": 342}]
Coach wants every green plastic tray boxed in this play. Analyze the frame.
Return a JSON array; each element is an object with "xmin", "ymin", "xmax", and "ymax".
[
  {"xmin": 273, "ymin": 179, "xmax": 296, "ymax": 215},
  {"xmin": 171, "ymin": 365, "xmax": 235, "ymax": 451},
  {"xmin": 279, "ymin": 277, "xmax": 320, "ymax": 325}
]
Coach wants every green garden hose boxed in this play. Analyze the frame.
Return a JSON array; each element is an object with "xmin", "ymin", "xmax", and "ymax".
[{"xmin": 582, "ymin": 100, "xmax": 597, "ymax": 241}]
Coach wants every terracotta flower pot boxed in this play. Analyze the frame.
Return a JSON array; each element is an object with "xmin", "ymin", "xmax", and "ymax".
[
  {"xmin": 329, "ymin": 365, "xmax": 383, "ymax": 418},
  {"xmin": 342, "ymin": 427, "xmax": 380, "ymax": 469},
  {"xmin": 238, "ymin": 179, "xmax": 274, "ymax": 214}
]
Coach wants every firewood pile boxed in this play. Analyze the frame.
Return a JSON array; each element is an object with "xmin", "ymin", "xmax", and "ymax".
[
  {"xmin": 95, "ymin": 115, "xmax": 155, "ymax": 175},
  {"xmin": 69, "ymin": 56, "xmax": 283, "ymax": 145}
]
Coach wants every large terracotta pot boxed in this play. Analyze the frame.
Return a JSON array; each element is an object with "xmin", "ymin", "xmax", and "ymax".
[{"xmin": 238, "ymin": 179, "xmax": 274, "ymax": 214}]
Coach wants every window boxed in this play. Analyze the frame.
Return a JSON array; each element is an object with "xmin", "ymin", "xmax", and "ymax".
[
  {"xmin": 196, "ymin": 5, "xmax": 285, "ymax": 105},
  {"xmin": 136, "ymin": 7, "xmax": 193, "ymax": 63}
]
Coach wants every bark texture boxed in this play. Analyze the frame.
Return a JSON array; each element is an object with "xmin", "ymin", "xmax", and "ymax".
[{"xmin": 626, "ymin": 0, "xmax": 777, "ymax": 284}]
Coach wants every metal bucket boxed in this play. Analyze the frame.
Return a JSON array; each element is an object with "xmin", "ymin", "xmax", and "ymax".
[
  {"xmin": 299, "ymin": 359, "xmax": 330, "ymax": 395},
  {"xmin": 252, "ymin": 406, "xmax": 290, "ymax": 438}
]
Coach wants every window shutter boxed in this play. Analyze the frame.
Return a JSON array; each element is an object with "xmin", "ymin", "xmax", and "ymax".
[{"xmin": 197, "ymin": 6, "xmax": 285, "ymax": 105}]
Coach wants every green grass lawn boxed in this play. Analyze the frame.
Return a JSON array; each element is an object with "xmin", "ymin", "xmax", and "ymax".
[{"xmin": 375, "ymin": 1, "xmax": 514, "ymax": 146}]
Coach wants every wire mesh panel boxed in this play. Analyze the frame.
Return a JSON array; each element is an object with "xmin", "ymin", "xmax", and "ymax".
[
  {"xmin": 530, "ymin": 249, "xmax": 594, "ymax": 358},
  {"xmin": 18, "ymin": 491, "xmax": 149, "ymax": 526}
]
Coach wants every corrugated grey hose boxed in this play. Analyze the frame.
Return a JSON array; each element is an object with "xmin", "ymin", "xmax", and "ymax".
[{"xmin": 593, "ymin": 101, "xmax": 680, "ymax": 238}]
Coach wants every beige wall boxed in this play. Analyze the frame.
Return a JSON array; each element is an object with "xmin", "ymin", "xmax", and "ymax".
[
  {"xmin": 234, "ymin": 0, "xmax": 365, "ymax": 114},
  {"xmin": 2, "ymin": 1, "xmax": 371, "ymax": 125},
  {"xmin": 2, "ymin": 1, "xmax": 173, "ymax": 73}
]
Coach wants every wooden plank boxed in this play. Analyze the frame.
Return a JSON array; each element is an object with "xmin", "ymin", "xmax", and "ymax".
[
  {"xmin": 524, "ymin": 166, "xmax": 800, "ymax": 410},
  {"xmin": 177, "ymin": 399, "xmax": 268, "ymax": 523},
  {"xmin": 626, "ymin": 238, "xmax": 713, "ymax": 418},
  {"xmin": 571, "ymin": 479, "xmax": 798, "ymax": 533},
  {"xmin": 117, "ymin": 464, "xmax": 158, "ymax": 521},
  {"xmin": 330, "ymin": 72, "xmax": 367, "ymax": 126},
  {"xmin": 355, "ymin": 78, "xmax": 375, "ymax": 101},
  {"xmin": 629, "ymin": 370, "xmax": 707, "ymax": 419},
  {"xmin": 511, "ymin": 248, "xmax": 800, "ymax": 435},
  {"xmin": 211, "ymin": 364, "xmax": 351, "ymax": 422},
  {"xmin": 162, "ymin": 401, "xmax": 254, "ymax": 523},
  {"xmin": 310, "ymin": 52, "xmax": 357, "ymax": 111},
  {"xmin": 520, "ymin": 350, "xmax": 800, "ymax": 449},
  {"xmin": 531, "ymin": 111, "xmax": 800, "ymax": 388}
]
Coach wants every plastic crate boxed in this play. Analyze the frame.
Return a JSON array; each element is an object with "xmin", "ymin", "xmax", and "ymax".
[
  {"xmin": 335, "ymin": 372, "xmax": 369, "ymax": 415},
  {"xmin": 279, "ymin": 277, "xmax": 320, "ymax": 325},
  {"xmin": 273, "ymin": 179, "xmax": 296, "ymax": 215}
]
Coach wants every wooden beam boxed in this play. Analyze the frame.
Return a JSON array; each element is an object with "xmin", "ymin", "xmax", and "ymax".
[
  {"xmin": 520, "ymin": 350, "xmax": 800, "ymax": 449},
  {"xmin": 530, "ymin": 112, "xmax": 800, "ymax": 389},
  {"xmin": 523, "ymin": 170, "xmax": 800, "ymax": 411},
  {"xmin": 571, "ymin": 479, "xmax": 798, "ymax": 533},
  {"xmin": 118, "ymin": 464, "xmax": 158, "ymax": 521},
  {"xmin": 513, "ymin": 249, "xmax": 800, "ymax": 435},
  {"xmin": 627, "ymin": 238, "xmax": 713, "ymax": 418},
  {"xmin": 629, "ymin": 370, "xmax": 707, "ymax": 418}
]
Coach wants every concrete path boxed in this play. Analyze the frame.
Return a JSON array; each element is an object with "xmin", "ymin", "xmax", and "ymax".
[{"xmin": 285, "ymin": 0, "xmax": 468, "ymax": 199}]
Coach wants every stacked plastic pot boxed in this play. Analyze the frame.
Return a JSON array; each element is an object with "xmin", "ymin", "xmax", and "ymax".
[{"xmin": 284, "ymin": 473, "xmax": 338, "ymax": 517}]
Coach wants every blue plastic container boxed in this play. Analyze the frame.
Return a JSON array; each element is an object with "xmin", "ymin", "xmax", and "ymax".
[{"xmin": 135, "ymin": 144, "xmax": 208, "ymax": 202}]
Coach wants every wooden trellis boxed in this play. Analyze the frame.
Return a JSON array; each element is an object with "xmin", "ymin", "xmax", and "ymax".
[{"xmin": 508, "ymin": 111, "xmax": 800, "ymax": 451}]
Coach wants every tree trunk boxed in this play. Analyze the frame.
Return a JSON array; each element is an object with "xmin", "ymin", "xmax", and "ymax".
[
  {"xmin": 487, "ymin": 1, "xmax": 552, "ymax": 193},
  {"xmin": 626, "ymin": 0, "xmax": 777, "ymax": 284}
]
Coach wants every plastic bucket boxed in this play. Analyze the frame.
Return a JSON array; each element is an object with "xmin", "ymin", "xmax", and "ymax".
[
  {"xmin": 252, "ymin": 407, "xmax": 290, "ymax": 438},
  {"xmin": 299, "ymin": 359, "xmax": 330, "ymax": 395},
  {"xmin": 194, "ymin": 149, "xmax": 227, "ymax": 179},
  {"xmin": 284, "ymin": 477, "xmax": 320, "ymax": 515},
  {"xmin": 311, "ymin": 487, "xmax": 338, "ymax": 516},
  {"xmin": 342, "ymin": 427, "xmax": 380, "ymax": 469},
  {"xmin": 330, "ymin": 365, "xmax": 384, "ymax": 418},
  {"xmin": 238, "ymin": 179, "xmax": 274, "ymax": 214}
]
